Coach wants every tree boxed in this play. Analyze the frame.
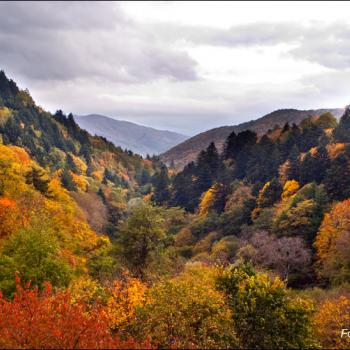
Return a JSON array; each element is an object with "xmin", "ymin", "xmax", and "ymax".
[
  {"xmin": 224, "ymin": 130, "xmax": 257, "ymax": 160},
  {"xmin": 324, "ymin": 154, "xmax": 350, "ymax": 200},
  {"xmin": 0, "ymin": 197, "xmax": 21, "ymax": 239},
  {"xmin": 316, "ymin": 112, "xmax": 337, "ymax": 129},
  {"xmin": 333, "ymin": 106, "xmax": 350, "ymax": 142},
  {"xmin": 217, "ymin": 262, "xmax": 317, "ymax": 349},
  {"xmin": 314, "ymin": 296, "xmax": 350, "ymax": 349},
  {"xmin": 315, "ymin": 199, "xmax": 350, "ymax": 284},
  {"xmin": 0, "ymin": 275, "xmax": 149, "ymax": 349},
  {"xmin": 274, "ymin": 183, "xmax": 328, "ymax": 244},
  {"xmin": 152, "ymin": 165, "xmax": 170, "ymax": 205},
  {"xmin": 299, "ymin": 146, "xmax": 330, "ymax": 185},
  {"xmin": 253, "ymin": 178, "xmax": 282, "ymax": 218},
  {"xmin": 60, "ymin": 168, "xmax": 77, "ymax": 191},
  {"xmin": 237, "ymin": 231, "xmax": 312, "ymax": 284},
  {"xmin": 0, "ymin": 222, "xmax": 72, "ymax": 297},
  {"xmin": 25, "ymin": 165, "xmax": 50, "ymax": 195},
  {"xmin": 281, "ymin": 180, "xmax": 300, "ymax": 200},
  {"xmin": 285, "ymin": 144, "xmax": 300, "ymax": 181},
  {"xmin": 116, "ymin": 203, "xmax": 167, "ymax": 278},
  {"xmin": 134, "ymin": 264, "xmax": 238, "ymax": 349},
  {"xmin": 107, "ymin": 273, "xmax": 147, "ymax": 331},
  {"xmin": 195, "ymin": 142, "xmax": 220, "ymax": 196}
]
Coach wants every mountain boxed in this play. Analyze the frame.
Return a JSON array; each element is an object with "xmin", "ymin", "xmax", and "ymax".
[
  {"xmin": 75, "ymin": 114, "xmax": 188, "ymax": 156},
  {"xmin": 0, "ymin": 70, "xmax": 162, "ymax": 234},
  {"xmin": 161, "ymin": 108, "xmax": 344, "ymax": 168}
]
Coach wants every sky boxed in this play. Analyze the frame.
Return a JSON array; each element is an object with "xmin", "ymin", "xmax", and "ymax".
[{"xmin": 0, "ymin": 1, "xmax": 349, "ymax": 135}]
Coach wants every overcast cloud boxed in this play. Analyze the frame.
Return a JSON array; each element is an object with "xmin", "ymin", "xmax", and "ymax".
[{"xmin": 0, "ymin": 1, "xmax": 349, "ymax": 134}]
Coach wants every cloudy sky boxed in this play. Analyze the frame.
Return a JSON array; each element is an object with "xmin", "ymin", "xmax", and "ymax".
[{"xmin": 1, "ymin": 1, "xmax": 349, "ymax": 135}]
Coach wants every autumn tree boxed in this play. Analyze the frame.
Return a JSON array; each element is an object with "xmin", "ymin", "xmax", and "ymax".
[
  {"xmin": 217, "ymin": 262, "xmax": 317, "ymax": 349},
  {"xmin": 134, "ymin": 264, "xmax": 238, "ymax": 349},
  {"xmin": 237, "ymin": 231, "xmax": 312, "ymax": 285},
  {"xmin": 0, "ymin": 275, "xmax": 149, "ymax": 349},
  {"xmin": 315, "ymin": 199, "xmax": 350, "ymax": 284},
  {"xmin": 107, "ymin": 273, "xmax": 147, "ymax": 331},
  {"xmin": 314, "ymin": 296, "xmax": 350, "ymax": 349},
  {"xmin": 0, "ymin": 197, "xmax": 21, "ymax": 239}
]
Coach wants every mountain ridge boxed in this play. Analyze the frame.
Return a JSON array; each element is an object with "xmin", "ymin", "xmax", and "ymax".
[
  {"xmin": 161, "ymin": 108, "xmax": 344, "ymax": 168},
  {"xmin": 75, "ymin": 114, "xmax": 188, "ymax": 157}
]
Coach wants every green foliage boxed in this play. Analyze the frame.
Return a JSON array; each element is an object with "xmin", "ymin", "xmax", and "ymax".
[
  {"xmin": 0, "ymin": 222, "xmax": 72, "ymax": 297},
  {"xmin": 60, "ymin": 168, "xmax": 77, "ymax": 191},
  {"xmin": 25, "ymin": 165, "xmax": 50, "ymax": 195},
  {"xmin": 218, "ymin": 262, "xmax": 318, "ymax": 349},
  {"xmin": 134, "ymin": 264, "xmax": 238, "ymax": 349},
  {"xmin": 115, "ymin": 202, "xmax": 168, "ymax": 278}
]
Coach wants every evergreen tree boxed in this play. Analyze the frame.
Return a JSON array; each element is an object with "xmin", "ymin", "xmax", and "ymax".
[
  {"xmin": 152, "ymin": 165, "xmax": 170, "ymax": 205},
  {"xmin": 60, "ymin": 168, "xmax": 77, "ymax": 192},
  {"xmin": 285, "ymin": 145, "xmax": 300, "ymax": 181},
  {"xmin": 25, "ymin": 166, "xmax": 50, "ymax": 195},
  {"xmin": 333, "ymin": 106, "xmax": 350, "ymax": 142},
  {"xmin": 324, "ymin": 153, "xmax": 350, "ymax": 200}
]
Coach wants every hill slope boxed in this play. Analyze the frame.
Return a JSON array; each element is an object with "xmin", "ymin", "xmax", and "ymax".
[
  {"xmin": 75, "ymin": 114, "xmax": 188, "ymax": 156},
  {"xmin": 161, "ymin": 108, "xmax": 344, "ymax": 168}
]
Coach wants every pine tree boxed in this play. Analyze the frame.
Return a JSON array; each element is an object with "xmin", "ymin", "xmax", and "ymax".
[
  {"xmin": 333, "ymin": 106, "xmax": 350, "ymax": 142},
  {"xmin": 285, "ymin": 145, "xmax": 300, "ymax": 181},
  {"xmin": 61, "ymin": 168, "xmax": 77, "ymax": 192},
  {"xmin": 152, "ymin": 165, "xmax": 170, "ymax": 205},
  {"xmin": 324, "ymin": 154, "xmax": 350, "ymax": 200}
]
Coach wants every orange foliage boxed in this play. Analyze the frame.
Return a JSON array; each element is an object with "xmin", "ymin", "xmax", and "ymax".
[
  {"xmin": 91, "ymin": 171, "xmax": 103, "ymax": 181},
  {"xmin": 0, "ymin": 275, "xmax": 151, "ymax": 349},
  {"xmin": 71, "ymin": 172, "xmax": 88, "ymax": 192},
  {"xmin": 8, "ymin": 145, "xmax": 31, "ymax": 165},
  {"xmin": 0, "ymin": 197, "xmax": 21, "ymax": 239},
  {"xmin": 315, "ymin": 199, "xmax": 350, "ymax": 263},
  {"xmin": 327, "ymin": 143, "xmax": 346, "ymax": 159},
  {"xmin": 314, "ymin": 296, "xmax": 350, "ymax": 349}
]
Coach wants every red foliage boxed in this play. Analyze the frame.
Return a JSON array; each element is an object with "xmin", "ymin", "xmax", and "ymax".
[{"xmin": 0, "ymin": 275, "xmax": 151, "ymax": 349}]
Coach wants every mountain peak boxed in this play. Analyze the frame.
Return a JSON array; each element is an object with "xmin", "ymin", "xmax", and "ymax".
[{"xmin": 75, "ymin": 114, "xmax": 188, "ymax": 156}]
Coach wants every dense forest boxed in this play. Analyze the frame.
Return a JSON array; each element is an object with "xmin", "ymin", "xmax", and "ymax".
[{"xmin": 1, "ymin": 70, "xmax": 350, "ymax": 349}]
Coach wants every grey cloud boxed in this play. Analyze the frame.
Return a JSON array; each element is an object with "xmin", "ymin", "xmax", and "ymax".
[
  {"xmin": 290, "ymin": 23, "xmax": 350, "ymax": 69},
  {"xmin": 0, "ymin": 2, "xmax": 198, "ymax": 82},
  {"xmin": 153, "ymin": 22, "xmax": 302, "ymax": 47},
  {"xmin": 152, "ymin": 21, "xmax": 350, "ymax": 70}
]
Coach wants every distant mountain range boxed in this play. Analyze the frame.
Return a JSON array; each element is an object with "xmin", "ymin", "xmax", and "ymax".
[
  {"xmin": 75, "ymin": 114, "xmax": 188, "ymax": 156},
  {"xmin": 160, "ymin": 108, "xmax": 344, "ymax": 168}
]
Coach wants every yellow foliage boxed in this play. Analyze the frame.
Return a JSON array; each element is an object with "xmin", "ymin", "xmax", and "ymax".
[
  {"xmin": 314, "ymin": 296, "xmax": 350, "ymax": 349},
  {"xmin": 107, "ymin": 274, "xmax": 147, "ymax": 330},
  {"xmin": 282, "ymin": 180, "xmax": 300, "ymax": 200},
  {"xmin": 70, "ymin": 276, "xmax": 105, "ymax": 305},
  {"xmin": 71, "ymin": 173, "xmax": 88, "ymax": 192},
  {"xmin": 198, "ymin": 185, "xmax": 216, "ymax": 217},
  {"xmin": 0, "ymin": 107, "xmax": 12, "ymax": 125},
  {"xmin": 69, "ymin": 153, "xmax": 88, "ymax": 174}
]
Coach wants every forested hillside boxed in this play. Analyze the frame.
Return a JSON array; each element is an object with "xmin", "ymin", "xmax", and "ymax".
[
  {"xmin": 161, "ymin": 108, "xmax": 344, "ymax": 168},
  {"xmin": 0, "ymin": 71, "xmax": 350, "ymax": 349}
]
